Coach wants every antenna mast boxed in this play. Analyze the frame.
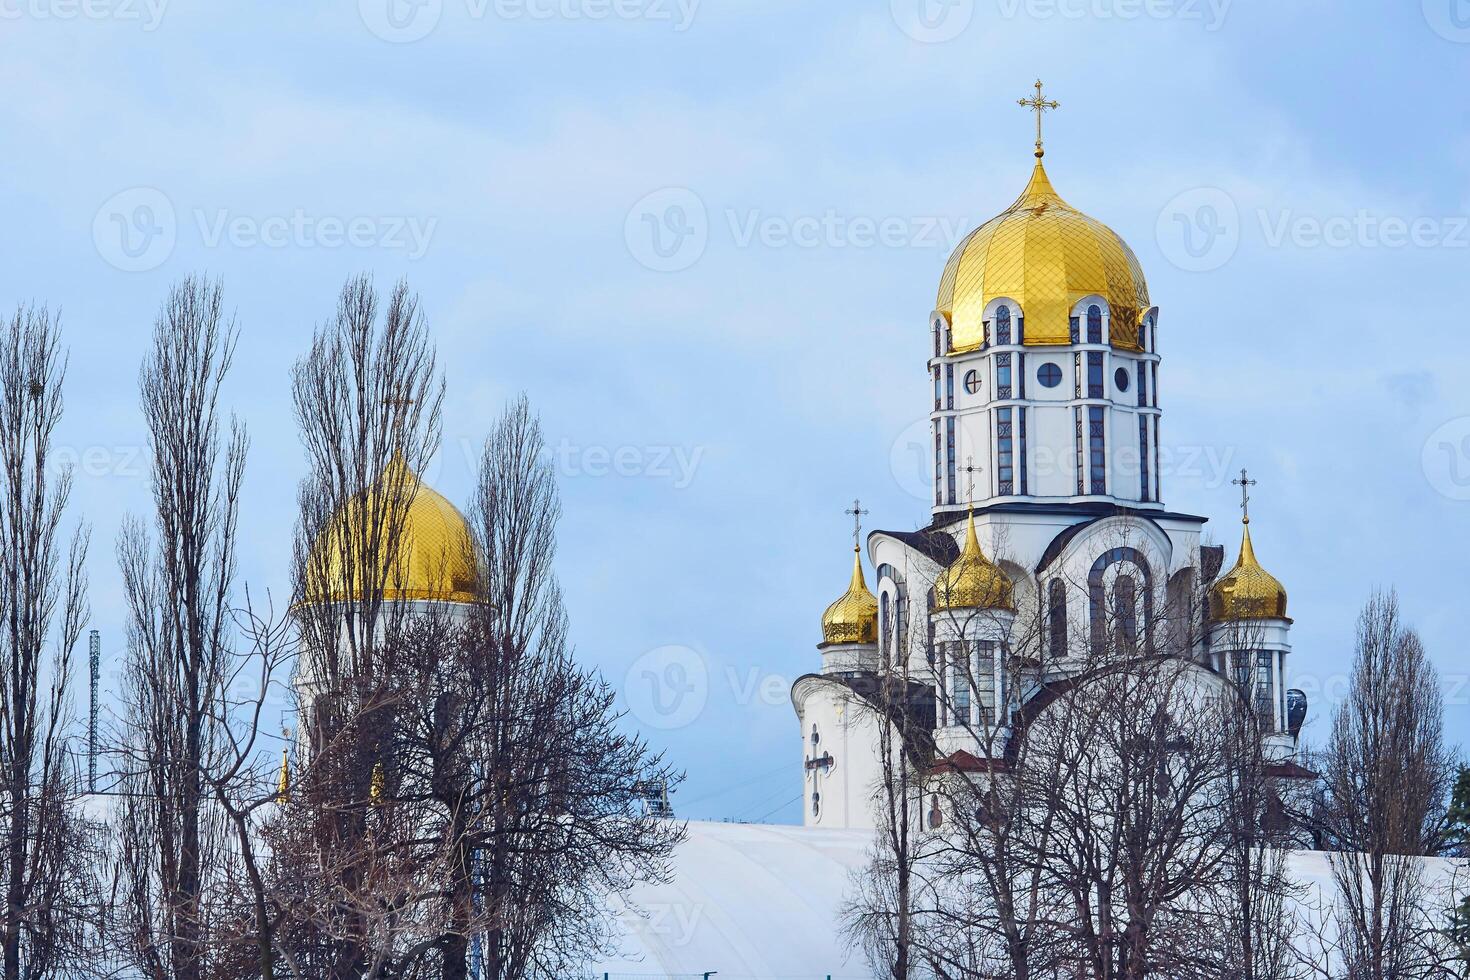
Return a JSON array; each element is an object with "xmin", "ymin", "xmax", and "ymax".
[{"xmin": 88, "ymin": 629, "xmax": 99, "ymax": 793}]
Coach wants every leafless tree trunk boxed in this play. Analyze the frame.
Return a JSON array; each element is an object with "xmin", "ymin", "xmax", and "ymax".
[
  {"xmin": 284, "ymin": 273, "xmax": 445, "ymax": 980},
  {"xmin": 113, "ymin": 275, "xmax": 246, "ymax": 980},
  {"xmin": 451, "ymin": 394, "xmax": 685, "ymax": 980},
  {"xmin": 1317, "ymin": 590, "xmax": 1455, "ymax": 980},
  {"xmin": 0, "ymin": 305, "xmax": 94, "ymax": 980}
]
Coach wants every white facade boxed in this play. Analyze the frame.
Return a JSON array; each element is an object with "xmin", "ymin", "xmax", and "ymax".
[{"xmin": 792, "ymin": 176, "xmax": 1302, "ymax": 831}]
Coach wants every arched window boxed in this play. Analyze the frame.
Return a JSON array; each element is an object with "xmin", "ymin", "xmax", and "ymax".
[
  {"xmin": 1087, "ymin": 304, "xmax": 1103, "ymax": 344},
  {"xmin": 1048, "ymin": 579, "xmax": 1068, "ymax": 660},
  {"xmin": 880, "ymin": 592, "xmax": 892, "ymax": 661},
  {"xmin": 1114, "ymin": 575, "xmax": 1138, "ymax": 653},
  {"xmin": 996, "ymin": 305, "xmax": 1012, "ymax": 345},
  {"xmin": 1087, "ymin": 547, "xmax": 1154, "ymax": 657}
]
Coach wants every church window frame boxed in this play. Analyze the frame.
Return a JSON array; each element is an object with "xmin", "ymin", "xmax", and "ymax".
[
  {"xmin": 1048, "ymin": 578, "xmax": 1068, "ymax": 660},
  {"xmin": 996, "ymin": 408, "xmax": 1015, "ymax": 496},
  {"xmin": 1087, "ymin": 547, "xmax": 1154, "ymax": 658},
  {"xmin": 945, "ymin": 417, "xmax": 957, "ymax": 503},
  {"xmin": 963, "ymin": 369, "xmax": 980, "ymax": 395},
  {"xmin": 1087, "ymin": 352, "xmax": 1105, "ymax": 398},
  {"xmin": 945, "ymin": 364, "xmax": 955, "ymax": 409},
  {"xmin": 995, "ymin": 305, "xmax": 1013, "ymax": 345},
  {"xmin": 1038, "ymin": 362, "xmax": 1062, "ymax": 388},
  {"xmin": 997, "ymin": 353, "xmax": 1013, "ymax": 400},
  {"xmin": 1087, "ymin": 304, "xmax": 1104, "ymax": 344},
  {"xmin": 1088, "ymin": 406, "xmax": 1106, "ymax": 495},
  {"xmin": 1139, "ymin": 414, "xmax": 1151, "ymax": 502}
]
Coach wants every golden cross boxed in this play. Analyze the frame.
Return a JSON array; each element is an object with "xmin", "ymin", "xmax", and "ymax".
[
  {"xmin": 1017, "ymin": 79, "xmax": 1060, "ymax": 159},
  {"xmin": 962, "ymin": 455, "xmax": 981, "ymax": 508},
  {"xmin": 844, "ymin": 499, "xmax": 869, "ymax": 551},
  {"xmin": 1232, "ymin": 468, "xmax": 1257, "ymax": 523}
]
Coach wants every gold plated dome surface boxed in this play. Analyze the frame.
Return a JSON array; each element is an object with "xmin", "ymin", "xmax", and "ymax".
[
  {"xmin": 936, "ymin": 161, "xmax": 1149, "ymax": 352},
  {"xmin": 1209, "ymin": 519, "xmax": 1288, "ymax": 621},
  {"xmin": 306, "ymin": 457, "xmax": 479, "ymax": 605},
  {"xmin": 821, "ymin": 550, "xmax": 879, "ymax": 645},
  {"xmin": 934, "ymin": 512, "xmax": 1015, "ymax": 612}
]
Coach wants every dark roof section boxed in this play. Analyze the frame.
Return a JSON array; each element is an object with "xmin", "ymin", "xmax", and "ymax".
[
  {"xmin": 869, "ymin": 526, "xmax": 960, "ymax": 566},
  {"xmin": 1264, "ymin": 760, "xmax": 1319, "ymax": 781},
  {"xmin": 873, "ymin": 501, "xmax": 1208, "ymax": 575}
]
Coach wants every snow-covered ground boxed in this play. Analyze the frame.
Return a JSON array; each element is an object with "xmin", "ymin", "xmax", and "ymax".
[{"xmin": 590, "ymin": 820, "xmax": 1466, "ymax": 980}]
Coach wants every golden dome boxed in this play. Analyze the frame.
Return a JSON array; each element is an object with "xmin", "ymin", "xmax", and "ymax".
[
  {"xmin": 936, "ymin": 160, "xmax": 1149, "ymax": 353},
  {"xmin": 821, "ymin": 549, "xmax": 879, "ymax": 646},
  {"xmin": 934, "ymin": 512, "xmax": 1015, "ymax": 612},
  {"xmin": 1209, "ymin": 518, "xmax": 1288, "ymax": 621},
  {"xmin": 305, "ymin": 456, "xmax": 479, "ymax": 605}
]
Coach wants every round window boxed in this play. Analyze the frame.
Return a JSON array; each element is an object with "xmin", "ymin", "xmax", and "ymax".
[
  {"xmin": 963, "ymin": 370, "xmax": 981, "ymax": 394},
  {"xmin": 1037, "ymin": 362, "xmax": 1063, "ymax": 388},
  {"xmin": 1115, "ymin": 367, "xmax": 1131, "ymax": 392}
]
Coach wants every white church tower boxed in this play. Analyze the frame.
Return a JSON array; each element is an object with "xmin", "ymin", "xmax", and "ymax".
[{"xmin": 790, "ymin": 82, "xmax": 1309, "ymax": 830}]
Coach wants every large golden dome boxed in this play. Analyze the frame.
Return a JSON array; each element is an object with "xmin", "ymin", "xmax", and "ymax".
[
  {"xmin": 821, "ymin": 549, "xmax": 879, "ymax": 646},
  {"xmin": 933, "ymin": 512, "xmax": 1015, "ymax": 612},
  {"xmin": 305, "ymin": 456, "xmax": 479, "ymax": 605},
  {"xmin": 936, "ymin": 161, "xmax": 1149, "ymax": 352},
  {"xmin": 1209, "ymin": 518, "xmax": 1288, "ymax": 621}
]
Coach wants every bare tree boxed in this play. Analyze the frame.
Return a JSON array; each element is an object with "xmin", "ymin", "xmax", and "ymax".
[
  {"xmin": 443, "ymin": 394, "xmax": 684, "ymax": 980},
  {"xmin": 282, "ymin": 273, "xmax": 445, "ymax": 980},
  {"xmin": 113, "ymin": 276, "xmax": 246, "ymax": 980},
  {"xmin": 0, "ymin": 306, "xmax": 95, "ymax": 980},
  {"xmin": 1316, "ymin": 590, "xmax": 1456, "ymax": 980}
]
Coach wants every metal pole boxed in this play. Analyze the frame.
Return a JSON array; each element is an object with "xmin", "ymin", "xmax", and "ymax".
[{"xmin": 87, "ymin": 630, "xmax": 100, "ymax": 792}]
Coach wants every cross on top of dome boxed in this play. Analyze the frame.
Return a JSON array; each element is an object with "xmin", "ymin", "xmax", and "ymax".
[{"xmin": 1017, "ymin": 79, "xmax": 1060, "ymax": 159}]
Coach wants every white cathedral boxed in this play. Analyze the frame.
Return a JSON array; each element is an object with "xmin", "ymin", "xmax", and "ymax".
[{"xmin": 790, "ymin": 98, "xmax": 1310, "ymax": 832}]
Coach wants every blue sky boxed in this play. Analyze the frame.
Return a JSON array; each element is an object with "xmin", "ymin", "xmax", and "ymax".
[{"xmin": 2, "ymin": 0, "xmax": 1469, "ymax": 823}]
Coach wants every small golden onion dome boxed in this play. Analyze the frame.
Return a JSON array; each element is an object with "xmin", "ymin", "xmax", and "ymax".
[
  {"xmin": 1209, "ymin": 518, "xmax": 1289, "ymax": 621},
  {"xmin": 934, "ymin": 511, "xmax": 1015, "ymax": 612},
  {"xmin": 305, "ymin": 455, "xmax": 479, "ymax": 605},
  {"xmin": 936, "ymin": 160, "xmax": 1150, "ymax": 353},
  {"xmin": 821, "ymin": 549, "xmax": 879, "ymax": 645}
]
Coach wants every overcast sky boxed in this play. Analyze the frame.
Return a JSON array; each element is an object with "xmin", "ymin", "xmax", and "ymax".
[{"xmin": 2, "ymin": 0, "xmax": 1468, "ymax": 823}]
